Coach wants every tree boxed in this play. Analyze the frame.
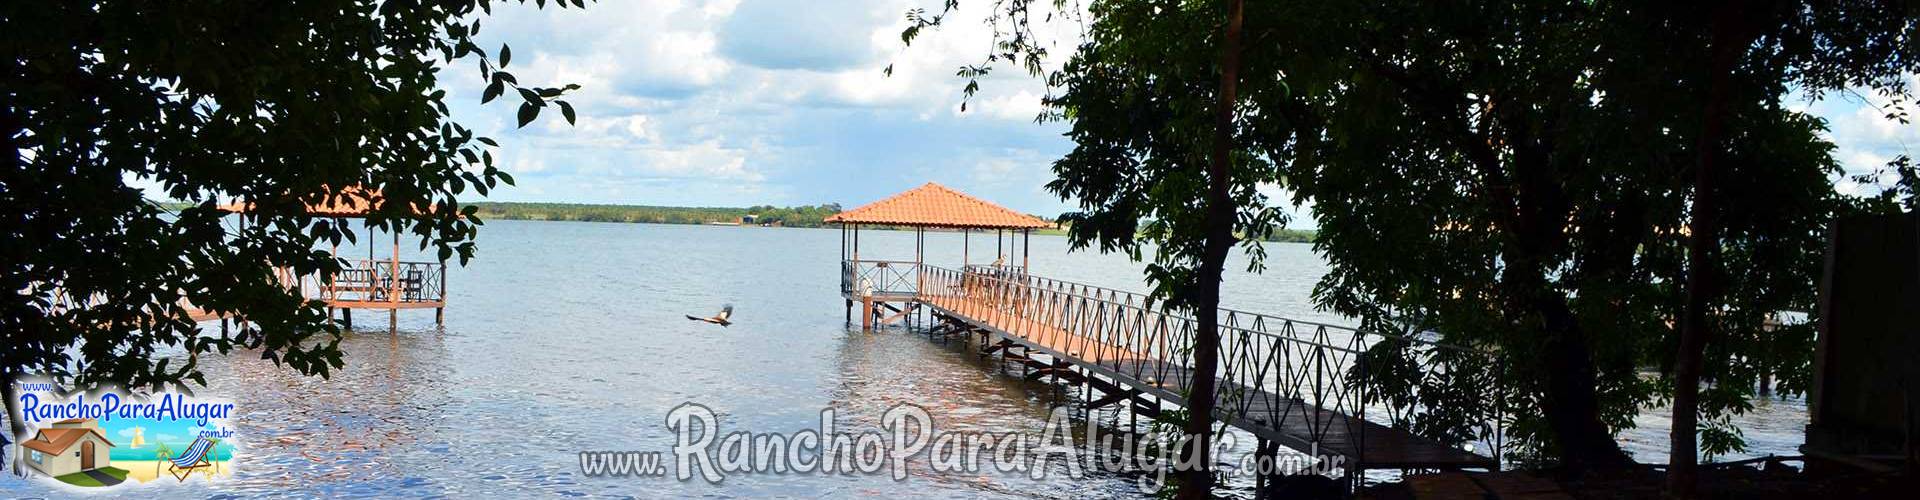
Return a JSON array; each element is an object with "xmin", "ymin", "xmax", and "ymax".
[
  {"xmin": 1666, "ymin": 1, "xmax": 1918, "ymax": 495},
  {"xmin": 905, "ymin": 0, "xmax": 1920, "ymax": 484},
  {"xmin": 903, "ymin": 1, "xmax": 1287, "ymax": 496},
  {"xmin": 1266, "ymin": 0, "xmax": 1918, "ymax": 475},
  {"xmin": 1, "ymin": 0, "xmax": 587, "ymax": 471}
]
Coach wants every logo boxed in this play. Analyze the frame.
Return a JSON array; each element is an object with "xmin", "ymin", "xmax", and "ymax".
[{"xmin": 7, "ymin": 379, "xmax": 239, "ymax": 489}]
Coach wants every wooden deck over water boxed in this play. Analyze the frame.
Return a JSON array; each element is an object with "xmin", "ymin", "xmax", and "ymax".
[{"xmin": 843, "ymin": 261, "xmax": 1501, "ymax": 473}]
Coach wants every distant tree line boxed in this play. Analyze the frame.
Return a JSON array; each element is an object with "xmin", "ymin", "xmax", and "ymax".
[
  {"xmin": 468, "ymin": 202, "xmax": 843, "ymax": 228},
  {"xmin": 741, "ymin": 204, "xmax": 844, "ymax": 227}
]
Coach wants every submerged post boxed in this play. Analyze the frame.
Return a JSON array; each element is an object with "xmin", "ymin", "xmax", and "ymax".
[
  {"xmin": 436, "ymin": 260, "xmax": 447, "ymax": 325},
  {"xmin": 390, "ymin": 231, "xmax": 399, "ymax": 331}
]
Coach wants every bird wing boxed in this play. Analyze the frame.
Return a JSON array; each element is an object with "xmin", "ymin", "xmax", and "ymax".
[
  {"xmin": 686, "ymin": 315, "xmax": 707, "ymax": 322},
  {"xmin": 716, "ymin": 304, "xmax": 733, "ymax": 321}
]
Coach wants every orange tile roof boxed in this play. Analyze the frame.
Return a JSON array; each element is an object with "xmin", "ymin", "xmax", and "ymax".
[
  {"xmin": 825, "ymin": 183, "xmax": 1050, "ymax": 229},
  {"xmin": 20, "ymin": 426, "xmax": 114, "ymax": 455},
  {"xmin": 219, "ymin": 185, "xmax": 433, "ymax": 218}
]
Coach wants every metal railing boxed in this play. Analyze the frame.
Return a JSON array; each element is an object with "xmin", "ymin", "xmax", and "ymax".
[
  {"xmin": 841, "ymin": 260, "xmax": 921, "ymax": 297},
  {"xmin": 312, "ymin": 259, "xmax": 447, "ymax": 304},
  {"xmin": 914, "ymin": 264, "xmax": 1506, "ymax": 470}
]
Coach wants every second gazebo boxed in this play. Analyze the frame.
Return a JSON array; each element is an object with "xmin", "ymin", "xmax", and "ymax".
[
  {"xmin": 825, "ymin": 182, "xmax": 1050, "ymax": 330},
  {"xmin": 220, "ymin": 185, "xmax": 450, "ymax": 330}
]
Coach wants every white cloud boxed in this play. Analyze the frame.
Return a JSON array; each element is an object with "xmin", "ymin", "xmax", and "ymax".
[
  {"xmin": 507, "ymin": 155, "xmax": 550, "ymax": 175},
  {"xmin": 436, "ymin": 0, "xmax": 1081, "ymax": 210},
  {"xmin": 1815, "ymin": 86, "xmax": 1917, "ymax": 172},
  {"xmin": 539, "ymin": 113, "xmax": 658, "ymax": 146},
  {"xmin": 477, "ymin": 0, "xmax": 739, "ymax": 105},
  {"xmin": 963, "ymin": 90, "xmax": 1048, "ymax": 121},
  {"xmin": 629, "ymin": 139, "xmax": 763, "ymax": 181}
]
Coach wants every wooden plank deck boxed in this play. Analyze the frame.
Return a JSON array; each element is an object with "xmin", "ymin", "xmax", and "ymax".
[{"xmin": 917, "ymin": 293, "xmax": 1497, "ymax": 471}]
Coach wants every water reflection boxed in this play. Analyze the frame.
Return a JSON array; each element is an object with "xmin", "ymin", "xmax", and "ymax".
[{"xmin": 0, "ymin": 221, "xmax": 1808, "ymax": 498}]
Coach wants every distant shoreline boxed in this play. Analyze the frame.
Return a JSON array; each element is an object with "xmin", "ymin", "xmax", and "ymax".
[
  {"xmin": 469, "ymin": 201, "xmax": 845, "ymax": 228},
  {"xmin": 157, "ymin": 200, "xmax": 1313, "ymax": 242},
  {"xmin": 469, "ymin": 202, "xmax": 1314, "ymax": 243}
]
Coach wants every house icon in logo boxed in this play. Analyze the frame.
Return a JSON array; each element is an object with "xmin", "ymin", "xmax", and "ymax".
[{"xmin": 18, "ymin": 418, "xmax": 116, "ymax": 478}]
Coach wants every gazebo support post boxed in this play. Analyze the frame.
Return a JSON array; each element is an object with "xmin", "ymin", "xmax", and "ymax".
[
  {"xmin": 436, "ymin": 258, "xmax": 447, "ymax": 326},
  {"xmin": 841, "ymin": 224, "xmax": 850, "ymax": 324},
  {"xmin": 915, "ymin": 227, "xmax": 925, "ymax": 304},
  {"xmin": 854, "ymin": 224, "xmax": 872, "ymax": 332},
  {"xmin": 390, "ymin": 230, "xmax": 399, "ymax": 332},
  {"xmin": 999, "ymin": 229, "xmax": 1005, "ymax": 265},
  {"xmin": 1023, "ymin": 229, "xmax": 1030, "ymax": 270}
]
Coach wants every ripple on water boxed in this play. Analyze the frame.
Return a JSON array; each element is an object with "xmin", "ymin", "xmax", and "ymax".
[{"xmin": 0, "ymin": 222, "xmax": 1810, "ymax": 498}]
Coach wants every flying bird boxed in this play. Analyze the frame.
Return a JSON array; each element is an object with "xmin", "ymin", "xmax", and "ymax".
[{"xmin": 687, "ymin": 304, "xmax": 734, "ymax": 327}]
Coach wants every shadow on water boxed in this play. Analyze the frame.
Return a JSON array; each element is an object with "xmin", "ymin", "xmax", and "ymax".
[
  {"xmin": 842, "ymin": 320, "xmax": 1297, "ymax": 499},
  {"xmin": 0, "ymin": 222, "xmax": 1807, "ymax": 498},
  {"xmin": 829, "ymin": 324, "xmax": 1154, "ymax": 498}
]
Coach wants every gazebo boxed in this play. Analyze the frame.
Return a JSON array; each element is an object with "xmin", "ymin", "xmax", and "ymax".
[
  {"xmin": 220, "ymin": 186, "xmax": 448, "ymax": 330},
  {"xmin": 825, "ymin": 182, "xmax": 1050, "ymax": 330}
]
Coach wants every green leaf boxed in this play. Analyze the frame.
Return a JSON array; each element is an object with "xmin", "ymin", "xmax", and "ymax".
[
  {"xmin": 559, "ymin": 101, "xmax": 576, "ymax": 125},
  {"xmin": 482, "ymin": 79, "xmax": 503, "ymax": 104},
  {"xmin": 499, "ymin": 43, "xmax": 511, "ymax": 67},
  {"xmin": 516, "ymin": 103, "xmax": 539, "ymax": 128}
]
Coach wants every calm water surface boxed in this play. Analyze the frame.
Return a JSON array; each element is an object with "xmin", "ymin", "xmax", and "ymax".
[{"xmin": 1, "ymin": 221, "xmax": 1807, "ymax": 498}]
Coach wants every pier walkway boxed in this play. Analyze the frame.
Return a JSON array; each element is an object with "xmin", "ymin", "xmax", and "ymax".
[
  {"xmin": 848, "ymin": 262, "xmax": 1501, "ymax": 474},
  {"xmin": 825, "ymin": 183, "xmax": 1503, "ymax": 483}
]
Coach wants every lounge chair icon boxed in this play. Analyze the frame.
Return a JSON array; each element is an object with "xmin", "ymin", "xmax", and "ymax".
[{"xmin": 166, "ymin": 436, "xmax": 219, "ymax": 481}]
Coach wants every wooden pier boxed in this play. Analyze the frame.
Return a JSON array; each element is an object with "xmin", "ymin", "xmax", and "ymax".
[
  {"xmin": 222, "ymin": 185, "xmax": 449, "ymax": 330},
  {"xmin": 828, "ymin": 183, "xmax": 1503, "ymax": 485}
]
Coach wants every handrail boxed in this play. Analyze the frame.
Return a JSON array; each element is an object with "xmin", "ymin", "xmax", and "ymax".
[
  {"xmin": 314, "ymin": 260, "xmax": 446, "ymax": 304},
  {"xmin": 997, "ymin": 268, "xmax": 1468, "ymax": 353},
  {"xmin": 911, "ymin": 263, "xmax": 1507, "ymax": 469},
  {"xmin": 841, "ymin": 259, "xmax": 920, "ymax": 296}
]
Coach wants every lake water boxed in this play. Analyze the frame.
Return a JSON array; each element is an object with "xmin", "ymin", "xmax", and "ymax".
[{"xmin": 1, "ymin": 220, "xmax": 1808, "ymax": 498}]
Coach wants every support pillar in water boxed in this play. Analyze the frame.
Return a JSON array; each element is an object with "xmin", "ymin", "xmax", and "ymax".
[{"xmin": 861, "ymin": 297, "xmax": 874, "ymax": 331}]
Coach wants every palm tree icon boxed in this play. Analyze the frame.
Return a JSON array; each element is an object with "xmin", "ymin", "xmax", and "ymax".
[{"xmin": 154, "ymin": 444, "xmax": 174, "ymax": 476}]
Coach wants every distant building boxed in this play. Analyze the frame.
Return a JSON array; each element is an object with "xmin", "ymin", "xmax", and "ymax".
[{"xmin": 18, "ymin": 418, "xmax": 115, "ymax": 477}]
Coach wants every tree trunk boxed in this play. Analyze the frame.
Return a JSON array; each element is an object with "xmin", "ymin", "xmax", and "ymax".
[
  {"xmin": 1670, "ymin": 4, "xmax": 1760, "ymax": 496},
  {"xmin": 1537, "ymin": 294, "xmax": 1632, "ymax": 471},
  {"xmin": 1178, "ymin": 1, "xmax": 1244, "ymax": 498},
  {"xmin": 1498, "ymin": 99, "xmax": 1633, "ymax": 474}
]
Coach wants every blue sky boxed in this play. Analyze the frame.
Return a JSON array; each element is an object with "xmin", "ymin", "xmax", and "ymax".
[
  {"xmin": 443, "ymin": 1, "xmax": 1910, "ymax": 223},
  {"xmin": 445, "ymin": 0, "xmax": 1079, "ymax": 215}
]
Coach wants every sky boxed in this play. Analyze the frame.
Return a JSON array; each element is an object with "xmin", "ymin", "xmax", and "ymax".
[
  {"xmin": 445, "ymin": 0, "xmax": 1081, "ymax": 215},
  {"xmin": 439, "ymin": 1, "xmax": 1913, "ymax": 223}
]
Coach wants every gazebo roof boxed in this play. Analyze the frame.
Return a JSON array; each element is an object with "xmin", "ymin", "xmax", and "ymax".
[
  {"xmin": 825, "ymin": 182, "xmax": 1050, "ymax": 229},
  {"xmin": 219, "ymin": 185, "xmax": 425, "ymax": 218}
]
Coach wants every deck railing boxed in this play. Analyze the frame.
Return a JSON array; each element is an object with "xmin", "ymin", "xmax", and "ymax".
[
  {"xmin": 312, "ymin": 259, "xmax": 447, "ymax": 304},
  {"xmin": 916, "ymin": 264, "xmax": 1506, "ymax": 469},
  {"xmin": 841, "ymin": 259, "xmax": 921, "ymax": 297}
]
